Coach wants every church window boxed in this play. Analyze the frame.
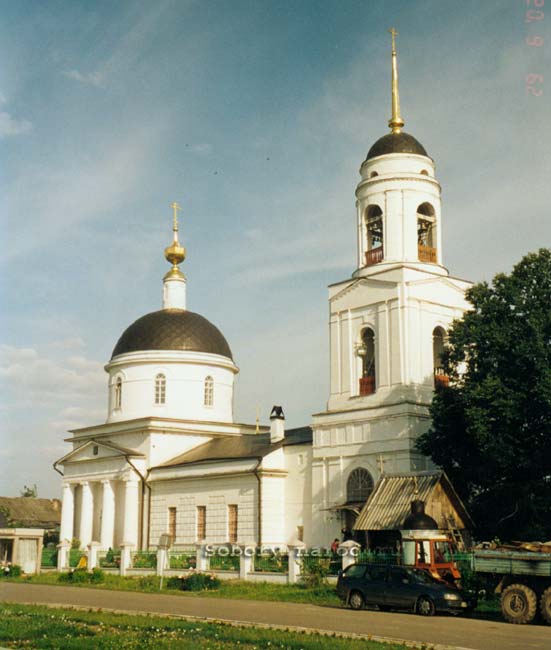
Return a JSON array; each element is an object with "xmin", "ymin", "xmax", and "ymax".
[
  {"xmin": 370, "ymin": 171, "xmax": 379, "ymax": 178},
  {"xmin": 197, "ymin": 506, "xmax": 206, "ymax": 541},
  {"xmin": 204, "ymin": 376, "xmax": 214, "ymax": 407},
  {"xmin": 433, "ymin": 327, "xmax": 449, "ymax": 388},
  {"xmin": 92, "ymin": 445, "xmax": 99, "ymax": 456},
  {"xmin": 365, "ymin": 205, "xmax": 384, "ymax": 267},
  {"xmin": 155, "ymin": 373, "xmax": 166, "ymax": 404},
  {"xmin": 228, "ymin": 504, "xmax": 238, "ymax": 543},
  {"xmin": 420, "ymin": 169, "xmax": 429, "ymax": 175},
  {"xmin": 417, "ymin": 202, "xmax": 436, "ymax": 263},
  {"xmin": 358, "ymin": 328, "xmax": 376, "ymax": 395},
  {"xmin": 168, "ymin": 507, "xmax": 177, "ymax": 540},
  {"xmin": 114, "ymin": 377, "xmax": 122, "ymax": 410},
  {"xmin": 347, "ymin": 468, "xmax": 374, "ymax": 504},
  {"xmin": 297, "ymin": 525, "xmax": 304, "ymax": 542}
]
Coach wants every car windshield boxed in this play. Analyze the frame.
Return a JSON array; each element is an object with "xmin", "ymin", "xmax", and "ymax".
[{"xmin": 407, "ymin": 568, "xmax": 436, "ymax": 584}]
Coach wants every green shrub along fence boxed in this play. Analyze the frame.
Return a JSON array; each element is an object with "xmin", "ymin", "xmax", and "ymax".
[
  {"xmin": 131, "ymin": 552, "xmax": 157, "ymax": 569},
  {"xmin": 41, "ymin": 548, "xmax": 57, "ymax": 568},
  {"xmin": 69, "ymin": 549, "xmax": 86, "ymax": 568},
  {"xmin": 253, "ymin": 551, "xmax": 288, "ymax": 573},
  {"xmin": 99, "ymin": 550, "xmax": 121, "ymax": 568},
  {"xmin": 168, "ymin": 551, "xmax": 196, "ymax": 570},
  {"xmin": 208, "ymin": 554, "xmax": 240, "ymax": 571},
  {"xmin": 301, "ymin": 553, "xmax": 340, "ymax": 577}
]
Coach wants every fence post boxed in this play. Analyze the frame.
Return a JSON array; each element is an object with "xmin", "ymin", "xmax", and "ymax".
[
  {"xmin": 339, "ymin": 539, "xmax": 361, "ymax": 571},
  {"xmin": 287, "ymin": 542, "xmax": 305, "ymax": 584},
  {"xmin": 119, "ymin": 543, "xmax": 133, "ymax": 576},
  {"xmin": 87, "ymin": 542, "xmax": 101, "ymax": 570},
  {"xmin": 239, "ymin": 545, "xmax": 254, "ymax": 580},
  {"xmin": 57, "ymin": 540, "xmax": 70, "ymax": 571},
  {"xmin": 195, "ymin": 543, "xmax": 208, "ymax": 571}
]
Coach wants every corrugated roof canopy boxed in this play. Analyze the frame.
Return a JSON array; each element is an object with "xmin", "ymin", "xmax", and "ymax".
[{"xmin": 354, "ymin": 471, "xmax": 473, "ymax": 531}]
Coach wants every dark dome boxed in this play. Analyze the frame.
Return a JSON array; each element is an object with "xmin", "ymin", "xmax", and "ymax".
[
  {"xmin": 112, "ymin": 309, "xmax": 233, "ymax": 360},
  {"xmin": 366, "ymin": 132, "xmax": 428, "ymax": 160},
  {"xmin": 402, "ymin": 500, "xmax": 438, "ymax": 530}
]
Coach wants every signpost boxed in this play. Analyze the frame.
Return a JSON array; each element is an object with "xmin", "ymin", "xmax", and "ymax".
[{"xmin": 158, "ymin": 533, "xmax": 172, "ymax": 590}]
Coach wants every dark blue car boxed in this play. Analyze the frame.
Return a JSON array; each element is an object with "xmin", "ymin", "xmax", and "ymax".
[{"xmin": 336, "ymin": 563, "xmax": 472, "ymax": 616}]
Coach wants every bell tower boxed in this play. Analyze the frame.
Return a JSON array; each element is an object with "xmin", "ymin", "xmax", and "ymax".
[
  {"xmin": 309, "ymin": 30, "xmax": 472, "ymax": 547},
  {"xmin": 355, "ymin": 28, "xmax": 444, "ymax": 276}
]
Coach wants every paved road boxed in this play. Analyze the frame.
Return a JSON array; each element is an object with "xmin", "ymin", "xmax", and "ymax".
[{"xmin": 1, "ymin": 582, "xmax": 550, "ymax": 650}]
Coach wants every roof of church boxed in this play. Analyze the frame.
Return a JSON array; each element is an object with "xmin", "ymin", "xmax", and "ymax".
[
  {"xmin": 157, "ymin": 426, "xmax": 312, "ymax": 468},
  {"xmin": 111, "ymin": 309, "xmax": 233, "ymax": 360},
  {"xmin": 353, "ymin": 471, "xmax": 473, "ymax": 531},
  {"xmin": 366, "ymin": 131, "xmax": 428, "ymax": 160},
  {"xmin": 0, "ymin": 497, "xmax": 61, "ymax": 530}
]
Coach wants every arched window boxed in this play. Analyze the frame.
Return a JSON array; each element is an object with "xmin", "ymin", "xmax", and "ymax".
[
  {"xmin": 420, "ymin": 169, "xmax": 429, "ymax": 176},
  {"xmin": 347, "ymin": 468, "xmax": 374, "ymax": 504},
  {"xmin": 114, "ymin": 377, "xmax": 122, "ymax": 410},
  {"xmin": 417, "ymin": 202, "xmax": 436, "ymax": 263},
  {"xmin": 433, "ymin": 327, "xmax": 449, "ymax": 388},
  {"xmin": 155, "ymin": 373, "xmax": 166, "ymax": 404},
  {"xmin": 359, "ymin": 328, "xmax": 376, "ymax": 395},
  {"xmin": 365, "ymin": 205, "xmax": 383, "ymax": 266},
  {"xmin": 204, "ymin": 376, "xmax": 214, "ymax": 407},
  {"xmin": 370, "ymin": 171, "xmax": 379, "ymax": 178}
]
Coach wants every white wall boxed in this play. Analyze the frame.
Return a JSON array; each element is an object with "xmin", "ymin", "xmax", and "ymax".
[
  {"xmin": 105, "ymin": 350, "xmax": 238, "ymax": 424},
  {"xmin": 149, "ymin": 474, "xmax": 257, "ymax": 547}
]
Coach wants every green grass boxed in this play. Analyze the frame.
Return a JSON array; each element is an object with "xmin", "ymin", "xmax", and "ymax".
[
  {"xmin": 0, "ymin": 603, "xmax": 409, "ymax": 650},
  {"xmin": 7, "ymin": 573, "xmax": 342, "ymax": 606},
  {"xmin": 5, "ymin": 572, "xmax": 501, "ymax": 617}
]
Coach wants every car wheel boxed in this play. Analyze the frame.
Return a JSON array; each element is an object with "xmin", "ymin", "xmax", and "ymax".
[
  {"xmin": 348, "ymin": 590, "xmax": 365, "ymax": 610},
  {"xmin": 416, "ymin": 596, "xmax": 436, "ymax": 616}
]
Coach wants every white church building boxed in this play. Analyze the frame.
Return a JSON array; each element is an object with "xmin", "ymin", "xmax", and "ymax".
[{"xmin": 55, "ymin": 33, "xmax": 472, "ymax": 556}]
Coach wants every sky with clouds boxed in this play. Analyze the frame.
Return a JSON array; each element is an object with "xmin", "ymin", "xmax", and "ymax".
[{"xmin": 1, "ymin": 0, "xmax": 550, "ymax": 497}]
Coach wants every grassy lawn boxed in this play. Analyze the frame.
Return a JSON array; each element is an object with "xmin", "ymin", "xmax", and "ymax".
[
  {"xmin": 0, "ymin": 603, "xmax": 409, "ymax": 650},
  {"xmin": 4, "ymin": 572, "xmax": 502, "ymax": 618},
  {"xmin": 5, "ymin": 573, "xmax": 342, "ymax": 606}
]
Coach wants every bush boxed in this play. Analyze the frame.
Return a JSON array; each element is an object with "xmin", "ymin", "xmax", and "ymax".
[
  {"xmin": 136, "ymin": 575, "xmax": 160, "ymax": 590},
  {"xmin": 57, "ymin": 568, "xmax": 104, "ymax": 584},
  {"xmin": 1, "ymin": 564, "xmax": 22, "ymax": 578},
  {"xmin": 165, "ymin": 576, "xmax": 184, "ymax": 590},
  {"xmin": 90, "ymin": 568, "xmax": 105, "ymax": 583},
  {"xmin": 180, "ymin": 572, "xmax": 220, "ymax": 591},
  {"xmin": 299, "ymin": 556, "xmax": 331, "ymax": 588}
]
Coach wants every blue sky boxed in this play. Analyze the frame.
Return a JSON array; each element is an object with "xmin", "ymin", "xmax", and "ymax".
[{"xmin": 1, "ymin": 0, "xmax": 550, "ymax": 496}]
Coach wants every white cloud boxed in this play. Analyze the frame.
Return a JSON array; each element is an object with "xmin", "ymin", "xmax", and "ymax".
[
  {"xmin": 0, "ymin": 110, "xmax": 32, "ymax": 138},
  {"xmin": 0, "ymin": 344, "xmax": 104, "ymax": 402},
  {"xmin": 63, "ymin": 69, "xmax": 104, "ymax": 87},
  {"xmin": 47, "ymin": 337, "xmax": 86, "ymax": 350}
]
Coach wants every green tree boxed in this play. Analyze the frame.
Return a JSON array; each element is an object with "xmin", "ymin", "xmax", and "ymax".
[
  {"xmin": 20, "ymin": 484, "xmax": 38, "ymax": 498},
  {"xmin": 417, "ymin": 249, "xmax": 551, "ymax": 541}
]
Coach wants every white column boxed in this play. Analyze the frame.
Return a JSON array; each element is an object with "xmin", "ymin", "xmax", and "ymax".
[
  {"xmin": 59, "ymin": 482, "xmax": 75, "ymax": 543},
  {"xmin": 100, "ymin": 479, "xmax": 115, "ymax": 550},
  {"xmin": 79, "ymin": 481, "xmax": 94, "ymax": 548},
  {"xmin": 122, "ymin": 479, "xmax": 139, "ymax": 547}
]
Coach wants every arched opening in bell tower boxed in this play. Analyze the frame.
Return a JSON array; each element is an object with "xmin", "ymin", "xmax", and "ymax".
[
  {"xmin": 432, "ymin": 327, "xmax": 449, "ymax": 388},
  {"xmin": 417, "ymin": 202, "xmax": 436, "ymax": 263},
  {"xmin": 359, "ymin": 327, "xmax": 376, "ymax": 395},
  {"xmin": 365, "ymin": 205, "xmax": 384, "ymax": 266}
]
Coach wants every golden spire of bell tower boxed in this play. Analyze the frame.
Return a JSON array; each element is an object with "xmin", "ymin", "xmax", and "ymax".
[
  {"xmin": 164, "ymin": 201, "xmax": 186, "ymax": 279},
  {"xmin": 388, "ymin": 27, "xmax": 405, "ymax": 134}
]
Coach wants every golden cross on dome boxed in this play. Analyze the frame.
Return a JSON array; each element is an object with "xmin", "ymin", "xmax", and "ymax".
[
  {"xmin": 388, "ymin": 27, "xmax": 405, "ymax": 134},
  {"xmin": 171, "ymin": 201, "xmax": 182, "ymax": 240}
]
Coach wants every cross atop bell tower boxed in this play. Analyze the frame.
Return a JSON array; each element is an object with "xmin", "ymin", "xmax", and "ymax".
[{"xmin": 388, "ymin": 27, "xmax": 405, "ymax": 134}]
